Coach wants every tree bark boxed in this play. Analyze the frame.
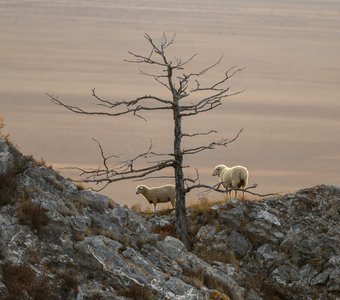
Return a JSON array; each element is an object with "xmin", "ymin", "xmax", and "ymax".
[{"xmin": 173, "ymin": 93, "xmax": 189, "ymax": 249}]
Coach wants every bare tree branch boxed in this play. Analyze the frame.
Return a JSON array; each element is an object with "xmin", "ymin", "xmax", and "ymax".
[
  {"xmin": 182, "ymin": 128, "xmax": 243, "ymax": 155},
  {"xmin": 46, "ymin": 90, "xmax": 174, "ymax": 121},
  {"xmin": 185, "ymin": 182, "xmax": 278, "ymax": 198},
  {"xmin": 61, "ymin": 140, "xmax": 176, "ymax": 192},
  {"xmin": 182, "ymin": 130, "xmax": 218, "ymax": 138},
  {"xmin": 91, "ymin": 138, "xmax": 119, "ymax": 174}
]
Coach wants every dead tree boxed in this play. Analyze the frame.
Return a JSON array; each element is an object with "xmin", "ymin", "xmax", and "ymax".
[{"xmin": 47, "ymin": 33, "xmax": 245, "ymax": 249}]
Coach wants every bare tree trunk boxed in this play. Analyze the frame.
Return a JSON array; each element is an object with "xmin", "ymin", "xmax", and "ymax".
[{"xmin": 173, "ymin": 94, "xmax": 189, "ymax": 249}]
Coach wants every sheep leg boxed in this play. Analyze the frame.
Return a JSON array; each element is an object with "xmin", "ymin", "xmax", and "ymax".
[
  {"xmin": 153, "ymin": 204, "xmax": 157, "ymax": 212},
  {"xmin": 226, "ymin": 189, "xmax": 231, "ymax": 200}
]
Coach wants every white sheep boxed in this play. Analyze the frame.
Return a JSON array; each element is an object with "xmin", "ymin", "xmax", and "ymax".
[
  {"xmin": 212, "ymin": 164, "xmax": 249, "ymax": 200},
  {"xmin": 136, "ymin": 184, "xmax": 176, "ymax": 212}
]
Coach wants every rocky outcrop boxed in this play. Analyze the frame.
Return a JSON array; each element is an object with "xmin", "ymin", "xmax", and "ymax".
[
  {"xmin": 0, "ymin": 139, "xmax": 236, "ymax": 299},
  {"xmin": 191, "ymin": 186, "xmax": 340, "ymax": 299},
  {"xmin": 0, "ymin": 138, "xmax": 339, "ymax": 299}
]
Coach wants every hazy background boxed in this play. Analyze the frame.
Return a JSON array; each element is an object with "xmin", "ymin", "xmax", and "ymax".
[{"xmin": 1, "ymin": 0, "xmax": 340, "ymax": 208}]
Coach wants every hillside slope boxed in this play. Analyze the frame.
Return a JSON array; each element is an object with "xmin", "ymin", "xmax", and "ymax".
[{"xmin": 0, "ymin": 138, "xmax": 339, "ymax": 299}]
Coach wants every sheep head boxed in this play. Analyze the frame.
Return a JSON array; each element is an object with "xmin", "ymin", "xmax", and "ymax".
[
  {"xmin": 212, "ymin": 165, "xmax": 227, "ymax": 177},
  {"xmin": 136, "ymin": 185, "xmax": 147, "ymax": 195}
]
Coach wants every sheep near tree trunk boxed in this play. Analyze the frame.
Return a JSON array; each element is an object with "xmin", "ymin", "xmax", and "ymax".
[{"xmin": 47, "ymin": 34, "xmax": 245, "ymax": 250}]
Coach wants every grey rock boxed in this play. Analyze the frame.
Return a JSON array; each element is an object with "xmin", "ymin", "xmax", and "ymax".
[
  {"xmin": 163, "ymin": 277, "xmax": 198, "ymax": 300},
  {"xmin": 75, "ymin": 235, "xmax": 125, "ymax": 271},
  {"xmin": 327, "ymin": 269, "xmax": 340, "ymax": 292},
  {"xmin": 78, "ymin": 190, "xmax": 110, "ymax": 213},
  {"xmin": 256, "ymin": 209, "xmax": 281, "ymax": 226},
  {"xmin": 228, "ymin": 230, "xmax": 251, "ymax": 258},
  {"xmin": 156, "ymin": 236, "xmax": 186, "ymax": 260},
  {"xmin": 0, "ymin": 140, "xmax": 28, "ymax": 176},
  {"xmin": 195, "ymin": 224, "xmax": 217, "ymax": 242},
  {"xmin": 217, "ymin": 207, "xmax": 244, "ymax": 230},
  {"xmin": 256, "ymin": 244, "xmax": 282, "ymax": 269},
  {"xmin": 311, "ymin": 268, "xmax": 333, "ymax": 285},
  {"xmin": 245, "ymin": 289, "xmax": 263, "ymax": 300},
  {"xmin": 0, "ymin": 280, "xmax": 8, "ymax": 298},
  {"xmin": 141, "ymin": 243, "xmax": 183, "ymax": 277},
  {"xmin": 205, "ymin": 266, "xmax": 243, "ymax": 300}
]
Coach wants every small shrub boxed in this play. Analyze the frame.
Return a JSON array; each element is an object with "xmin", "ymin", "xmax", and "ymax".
[
  {"xmin": 34, "ymin": 158, "xmax": 47, "ymax": 167},
  {"xmin": 209, "ymin": 290, "xmax": 231, "ymax": 300},
  {"xmin": 0, "ymin": 115, "xmax": 4, "ymax": 130},
  {"xmin": 195, "ymin": 247, "xmax": 239, "ymax": 268},
  {"xmin": 2, "ymin": 262, "xmax": 52, "ymax": 299},
  {"xmin": 0, "ymin": 174, "xmax": 17, "ymax": 206},
  {"xmin": 0, "ymin": 141, "xmax": 31, "ymax": 207},
  {"xmin": 131, "ymin": 203, "xmax": 142, "ymax": 212},
  {"xmin": 16, "ymin": 197, "xmax": 49, "ymax": 236},
  {"xmin": 108, "ymin": 197, "xmax": 117, "ymax": 209},
  {"xmin": 58, "ymin": 270, "xmax": 79, "ymax": 296},
  {"xmin": 181, "ymin": 268, "xmax": 205, "ymax": 289},
  {"xmin": 74, "ymin": 194, "xmax": 87, "ymax": 212},
  {"xmin": 117, "ymin": 283, "xmax": 156, "ymax": 300},
  {"xmin": 72, "ymin": 180, "xmax": 86, "ymax": 191},
  {"xmin": 151, "ymin": 224, "xmax": 176, "ymax": 239},
  {"xmin": 189, "ymin": 197, "xmax": 225, "ymax": 213},
  {"xmin": 26, "ymin": 248, "xmax": 42, "ymax": 265},
  {"xmin": 42, "ymin": 174, "xmax": 64, "ymax": 192}
]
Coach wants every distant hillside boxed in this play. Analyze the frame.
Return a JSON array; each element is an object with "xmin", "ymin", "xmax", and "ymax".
[{"xmin": 0, "ymin": 138, "xmax": 339, "ymax": 299}]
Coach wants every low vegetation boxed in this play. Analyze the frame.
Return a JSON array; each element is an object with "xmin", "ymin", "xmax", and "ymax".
[
  {"xmin": 0, "ymin": 172, "xmax": 18, "ymax": 207},
  {"xmin": 151, "ymin": 223, "xmax": 177, "ymax": 240},
  {"xmin": 117, "ymin": 283, "xmax": 157, "ymax": 300},
  {"xmin": 2, "ymin": 262, "xmax": 51, "ymax": 299},
  {"xmin": 16, "ymin": 195, "xmax": 49, "ymax": 237}
]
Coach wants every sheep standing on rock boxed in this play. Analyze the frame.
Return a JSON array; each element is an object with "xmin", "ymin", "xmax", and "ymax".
[
  {"xmin": 212, "ymin": 164, "xmax": 249, "ymax": 200},
  {"xmin": 136, "ymin": 184, "xmax": 176, "ymax": 212}
]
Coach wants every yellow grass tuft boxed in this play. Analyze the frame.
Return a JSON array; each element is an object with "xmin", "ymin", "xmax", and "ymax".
[
  {"xmin": 131, "ymin": 203, "xmax": 142, "ymax": 213},
  {"xmin": 189, "ymin": 196, "xmax": 225, "ymax": 213}
]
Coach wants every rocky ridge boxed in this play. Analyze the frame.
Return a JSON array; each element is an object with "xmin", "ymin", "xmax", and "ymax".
[{"xmin": 0, "ymin": 138, "xmax": 339, "ymax": 299}]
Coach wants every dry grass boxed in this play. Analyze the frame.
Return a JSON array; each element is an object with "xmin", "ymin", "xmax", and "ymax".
[
  {"xmin": 72, "ymin": 180, "xmax": 86, "ymax": 191},
  {"xmin": 57, "ymin": 269, "xmax": 79, "ymax": 295},
  {"xmin": 151, "ymin": 223, "xmax": 176, "ymax": 240},
  {"xmin": 0, "ymin": 146, "xmax": 29, "ymax": 207},
  {"xmin": 181, "ymin": 268, "xmax": 205, "ymax": 289},
  {"xmin": 2, "ymin": 262, "xmax": 52, "ymax": 299},
  {"xmin": 195, "ymin": 247, "xmax": 239, "ymax": 268},
  {"xmin": 33, "ymin": 157, "xmax": 48, "ymax": 167},
  {"xmin": 189, "ymin": 196, "xmax": 225, "ymax": 212},
  {"xmin": 41, "ymin": 174, "xmax": 64, "ymax": 192},
  {"xmin": 131, "ymin": 203, "xmax": 142, "ymax": 213},
  {"xmin": 209, "ymin": 290, "xmax": 231, "ymax": 300},
  {"xmin": 0, "ymin": 173, "xmax": 17, "ymax": 207},
  {"xmin": 73, "ymin": 194, "xmax": 87, "ymax": 212},
  {"xmin": 16, "ymin": 196, "xmax": 49, "ymax": 236},
  {"xmin": 0, "ymin": 115, "xmax": 4, "ymax": 130},
  {"xmin": 2, "ymin": 263, "xmax": 78, "ymax": 299},
  {"xmin": 108, "ymin": 197, "xmax": 117, "ymax": 209},
  {"xmin": 117, "ymin": 283, "xmax": 156, "ymax": 300}
]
